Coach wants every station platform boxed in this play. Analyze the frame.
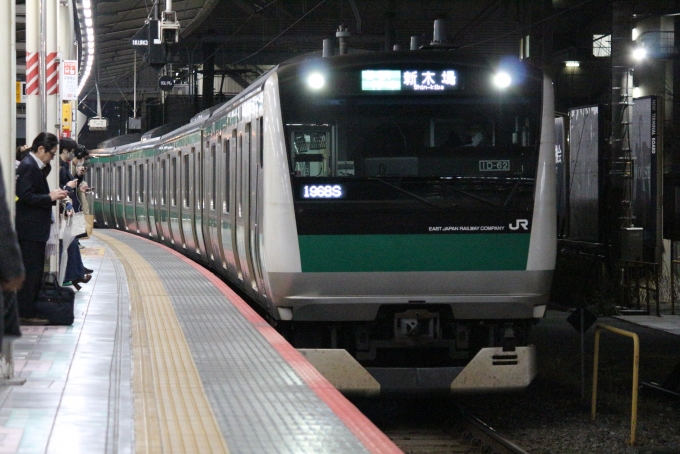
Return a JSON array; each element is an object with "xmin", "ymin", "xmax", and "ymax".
[
  {"xmin": 615, "ymin": 313, "xmax": 680, "ymax": 337},
  {"xmin": 2, "ymin": 230, "xmax": 401, "ymax": 454}
]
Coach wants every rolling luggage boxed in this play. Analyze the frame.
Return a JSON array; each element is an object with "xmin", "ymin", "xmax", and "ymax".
[{"xmin": 35, "ymin": 274, "xmax": 75, "ymax": 326}]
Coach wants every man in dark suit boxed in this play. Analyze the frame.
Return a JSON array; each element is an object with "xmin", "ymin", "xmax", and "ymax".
[{"xmin": 15, "ymin": 132, "xmax": 67, "ymax": 323}]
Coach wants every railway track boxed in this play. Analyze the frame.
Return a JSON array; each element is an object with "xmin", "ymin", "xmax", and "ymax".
[{"xmin": 369, "ymin": 402, "xmax": 528, "ymax": 454}]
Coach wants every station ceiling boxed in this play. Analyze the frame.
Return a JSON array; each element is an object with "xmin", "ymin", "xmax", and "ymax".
[
  {"xmin": 85, "ymin": 0, "xmax": 523, "ymax": 93},
  {"xmin": 15, "ymin": 0, "xmax": 680, "ymax": 100}
]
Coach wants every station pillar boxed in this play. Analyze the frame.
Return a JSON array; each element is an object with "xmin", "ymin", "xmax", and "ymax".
[
  {"xmin": 25, "ymin": 0, "xmax": 41, "ymax": 143},
  {"xmin": 0, "ymin": 0, "xmax": 16, "ymax": 205},
  {"xmin": 0, "ymin": 0, "xmax": 23, "ymax": 384}
]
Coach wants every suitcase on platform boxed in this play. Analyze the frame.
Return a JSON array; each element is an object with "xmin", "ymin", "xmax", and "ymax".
[{"xmin": 35, "ymin": 274, "xmax": 75, "ymax": 326}]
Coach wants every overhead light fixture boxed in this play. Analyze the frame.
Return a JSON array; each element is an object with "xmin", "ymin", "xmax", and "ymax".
[
  {"xmin": 85, "ymin": 18, "xmax": 92, "ymax": 27},
  {"xmin": 565, "ymin": 61, "xmax": 580, "ymax": 67}
]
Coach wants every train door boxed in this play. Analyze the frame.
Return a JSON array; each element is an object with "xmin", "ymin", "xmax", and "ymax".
[
  {"xmin": 114, "ymin": 163, "xmax": 124, "ymax": 229},
  {"xmin": 223, "ymin": 130, "xmax": 236, "ymax": 277},
  {"xmin": 249, "ymin": 117, "xmax": 266, "ymax": 294},
  {"xmin": 194, "ymin": 146, "xmax": 207, "ymax": 260},
  {"xmin": 104, "ymin": 160, "xmax": 116, "ymax": 227},
  {"xmin": 234, "ymin": 125, "xmax": 249, "ymax": 284},
  {"xmin": 180, "ymin": 148, "xmax": 197, "ymax": 253},
  {"xmin": 126, "ymin": 163, "xmax": 137, "ymax": 232},
  {"xmin": 158, "ymin": 157, "xmax": 169, "ymax": 243},
  {"xmin": 101, "ymin": 164, "xmax": 110, "ymax": 226},
  {"xmin": 154, "ymin": 157, "xmax": 165, "ymax": 242},
  {"xmin": 137, "ymin": 161, "xmax": 148, "ymax": 235},
  {"xmin": 235, "ymin": 121, "xmax": 260, "ymax": 291},
  {"xmin": 169, "ymin": 151, "xmax": 183, "ymax": 248},
  {"xmin": 148, "ymin": 159, "xmax": 157, "ymax": 239},
  {"xmin": 206, "ymin": 137, "xmax": 221, "ymax": 269},
  {"xmin": 93, "ymin": 165, "xmax": 105, "ymax": 226}
]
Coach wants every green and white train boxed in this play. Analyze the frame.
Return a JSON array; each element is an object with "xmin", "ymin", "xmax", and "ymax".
[{"xmin": 88, "ymin": 50, "xmax": 556, "ymax": 393}]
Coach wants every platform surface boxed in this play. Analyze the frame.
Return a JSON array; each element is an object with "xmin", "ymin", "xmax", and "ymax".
[
  {"xmin": 615, "ymin": 314, "xmax": 680, "ymax": 337},
  {"xmin": 0, "ymin": 231, "xmax": 400, "ymax": 454}
]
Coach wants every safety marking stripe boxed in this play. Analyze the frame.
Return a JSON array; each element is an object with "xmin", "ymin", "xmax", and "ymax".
[
  {"xmin": 112, "ymin": 230, "xmax": 402, "ymax": 454},
  {"xmin": 46, "ymin": 52, "xmax": 59, "ymax": 95},
  {"xmin": 26, "ymin": 52, "xmax": 39, "ymax": 95},
  {"xmin": 94, "ymin": 231, "xmax": 230, "ymax": 454}
]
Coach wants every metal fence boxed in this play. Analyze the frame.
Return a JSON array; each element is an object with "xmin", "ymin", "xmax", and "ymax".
[
  {"xmin": 670, "ymin": 260, "xmax": 680, "ymax": 315},
  {"xmin": 635, "ymin": 31, "xmax": 675, "ymax": 57},
  {"xmin": 619, "ymin": 260, "xmax": 660, "ymax": 316}
]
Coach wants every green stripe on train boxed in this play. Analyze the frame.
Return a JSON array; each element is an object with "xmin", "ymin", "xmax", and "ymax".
[{"xmin": 298, "ymin": 234, "xmax": 531, "ymax": 272}]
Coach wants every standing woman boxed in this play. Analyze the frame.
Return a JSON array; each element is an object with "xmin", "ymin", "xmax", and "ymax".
[
  {"xmin": 15, "ymin": 132, "xmax": 68, "ymax": 323},
  {"xmin": 58, "ymin": 138, "xmax": 91, "ymax": 288}
]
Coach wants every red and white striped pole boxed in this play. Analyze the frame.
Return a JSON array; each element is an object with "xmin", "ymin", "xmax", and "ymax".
[{"xmin": 46, "ymin": 52, "xmax": 59, "ymax": 97}]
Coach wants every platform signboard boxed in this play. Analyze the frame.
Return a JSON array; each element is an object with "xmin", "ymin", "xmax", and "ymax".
[{"xmin": 61, "ymin": 60, "xmax": 78, "ymax": 100}]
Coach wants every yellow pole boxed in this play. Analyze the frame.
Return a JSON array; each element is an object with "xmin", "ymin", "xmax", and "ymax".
[
  {"xmin": 591, "ymin": 329, "xmax": 600, "ymax": 421},
  {"xmin": 591, "ymin": 324, "xmax": 640, "ymax": 445},
  {"xmin": 631, "ymin": 332, "xmax": 639, "ymax": 445}
]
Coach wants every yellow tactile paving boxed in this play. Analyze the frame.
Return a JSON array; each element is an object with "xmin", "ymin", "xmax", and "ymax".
[
  {"xmin": 94, "ymin": 231, "xmax": 230, "ymax": 454},
  {"xmin": 79, "ymin": 246, "xmax": 106, "ymax": 257}
]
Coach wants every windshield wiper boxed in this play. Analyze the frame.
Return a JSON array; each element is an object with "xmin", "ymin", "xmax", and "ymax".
[
  {"xmin": 369, "ymin": 177, "xmax": 438, "ymax": 207},
  {"xmin": 504, "ymin": 180, "xmax": 522, "ymax": 207},
  {"xmin": 438, "ymin": 182, "xmax": 498, "ymax": 207}
]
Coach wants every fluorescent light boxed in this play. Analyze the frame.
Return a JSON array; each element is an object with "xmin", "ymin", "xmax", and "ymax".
[
  {"xmin": 84, "ymin": 8, "xmax": 91, "ymax": 18},
  {"xmin": 85, "ymin": 18, "xmax": 92, "ymax": 27},
  {"xmin": 82, "ymin": 0, "xmax": 91, "ymax": 8},
  {"xmin": 565, "ymin": 61, "xmax": 580, "ymax": 67}
]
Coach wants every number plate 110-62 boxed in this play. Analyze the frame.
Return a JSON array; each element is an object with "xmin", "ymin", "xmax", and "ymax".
[{"xmin": 479, "ymin": 160, "xmax": 510, "ymax": 171}]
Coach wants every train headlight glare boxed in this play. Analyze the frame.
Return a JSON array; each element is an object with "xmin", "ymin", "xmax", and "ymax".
[
  {"xmin": 632, "ymin": 47, "xmax": 646, "ymax": 61},
  {"xmin": 493, "ymin": 71, "xmax": 512, "ymax": 88},
  {"xmin": 307, "ymin": 73, "xmax": 325, "ymax": 90}
]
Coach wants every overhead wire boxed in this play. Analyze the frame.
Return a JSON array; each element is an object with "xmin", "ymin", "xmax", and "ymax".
[
  {"xmin": 228, "ymin": 0, "xmax": 329, "ymax": 66},
  {"xmin": 456, "ymin": 0, "xmax": 598, "ymax": 50}
]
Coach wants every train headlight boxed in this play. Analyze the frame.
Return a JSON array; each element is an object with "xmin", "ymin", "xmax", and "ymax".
[
  {"xmin": 307, "ymin": 72, "xmax": 325, "ymax": 90},
  {"xmin": 493, "ymin": 71, "xmax": 512, "ymax": 89}
]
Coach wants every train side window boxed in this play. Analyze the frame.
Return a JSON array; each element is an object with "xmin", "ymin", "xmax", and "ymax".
[
  {"xmin": 161, "ymin": 159, "xmax": 166, "ymax": 206},
  {"xmin": 95, "ymin": 167, "xmax": 101, "ymax": 199},
  {"xmin": 211, "ymin": 144, "xmax": 216, "ymax": 211},
  {"xmin": 171, "ymin": 157, "xmax": 177, "ymax": 206},
  {"xmin": 138, "ymin": 163, "xmax": 145, "ymax": 203},
  {"xmin": 183, "ymin": 154, "xmax": 190, "ymax": 208}
]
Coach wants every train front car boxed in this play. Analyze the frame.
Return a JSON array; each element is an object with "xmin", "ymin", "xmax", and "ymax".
[{"xmin": 264, "ymin": 52, "xmax": 556, "ymax": 393}]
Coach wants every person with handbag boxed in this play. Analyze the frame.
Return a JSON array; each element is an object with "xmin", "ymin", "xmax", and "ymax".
[
  {"xmin": 58, "ymin": 139, "xmax": 92, "ymax": 289},
  {"xmin": 15, "ymin": 132, "xmax": 68, "ymax": 324}
]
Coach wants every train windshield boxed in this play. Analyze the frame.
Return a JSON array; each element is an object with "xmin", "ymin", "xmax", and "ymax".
[{"xmin": 279, "ymin": 61, "xmax": 543, "ymax": 210}]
